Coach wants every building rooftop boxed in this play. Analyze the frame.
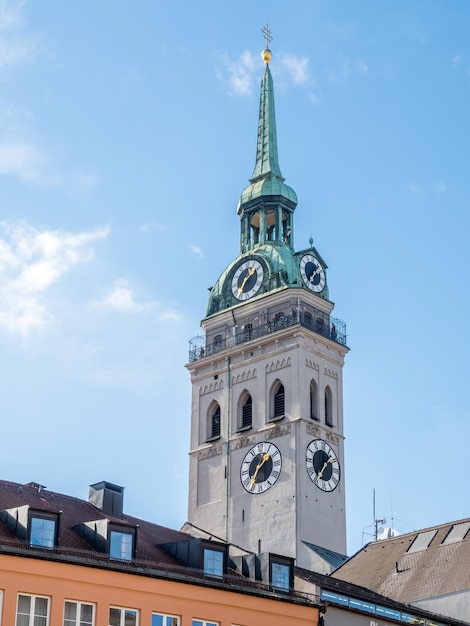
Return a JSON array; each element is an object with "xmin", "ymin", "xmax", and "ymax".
[{"xmin": 332, "ymin": 518, "xmax": 470, "ymax": 604}]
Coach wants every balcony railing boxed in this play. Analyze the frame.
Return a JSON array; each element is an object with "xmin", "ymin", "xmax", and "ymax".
[{"xmin": 189, "ymin": 311, "xmax": 347, "ymax": 363}]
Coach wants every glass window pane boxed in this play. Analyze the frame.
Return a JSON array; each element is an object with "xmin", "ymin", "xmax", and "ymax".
[
  {"xmin": 124, "ymin": 610, "xmax": 137, "ymax": 626},
  {"xmin": 167, "ymin": 619, "xmax": 179, "ymax": 626},
  {"xmin": 64, "ymin": 602, "xmax": 76, "ymax": 620},
  {"xmin": 110, "ymin": 531, "xmax": 133, "ymax": 560},
  {"xmin": 31, "ymin": 517, "xmax": 55, "ymax": 548},
  {"xmin": 16, "ymin": 617, "xmax": 29, "ymax": 626},
  {"xmin": 18, "ymin": 595, "xmax": 31, "ymax": 615},
  {"xmin": 152, "ymin": 616, "xmax": 163, "ymax": 626},
  {"xmin": 271, "ymin": 562, "xmax": 290, "ymax": 590},
  {"xmin": 109, "ymin": 608, "xmax": 121, "ymax": 626},
  {"xmin": 33, "ymin": 617, "xmax": 47, "ymax": 626},
  {"xmin": 192, "ymin": 622, "xmax": 203, "ymax": 626},
  {"xmin": 80, "ymin": 604, "xmax": 94, "ymax": 625},
  {"xmin": 203, "ymin": 549, "xmax": 224, "ymax": 576},
  {"xmin": 34, "ymin": 597, "xmax": 48, "ymax": 617}
]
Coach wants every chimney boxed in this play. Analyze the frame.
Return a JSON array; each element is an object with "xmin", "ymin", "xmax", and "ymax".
[{"xmin": 88, "ymin": 481, "xmax": 124, "ymax": 518}]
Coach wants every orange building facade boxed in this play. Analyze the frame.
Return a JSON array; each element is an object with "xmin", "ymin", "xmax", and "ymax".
[
  {"xmin": 0, "ymin": 552, "xmax": 319, "ymax": 626},
  {"xmin": 0, "ymin": 479, "xmax": 319, "ymax": 626}
]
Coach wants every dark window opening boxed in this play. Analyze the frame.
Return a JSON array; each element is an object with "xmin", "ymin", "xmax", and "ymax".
[
  {"xmin": 325, "ymin": 387, "xmax": 333, "ymax": 427},
  {"xmin": 310, "ymin": 382, "xmax": 318, "ymax": 420},
  {"xmin": 273, "ymin": 384, "xmax": 285, "ymax": 418},
  {"xmin": 242, "ymin": 396, "xmax": 252, "ymax": 428},
  {"xmin": 211, "ymin": 405, "xmax": 221, "ymax": 438}
]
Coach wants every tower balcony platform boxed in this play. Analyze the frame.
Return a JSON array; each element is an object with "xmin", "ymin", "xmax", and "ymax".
[{"xmin": 189, "ymin": 307, "xmax": 347, "ymax": 363}]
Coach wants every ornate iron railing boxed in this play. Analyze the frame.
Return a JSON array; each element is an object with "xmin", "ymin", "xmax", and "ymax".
[{"xmin": 189, "ymin": 311, "xmax": 347, "ymax": 363}]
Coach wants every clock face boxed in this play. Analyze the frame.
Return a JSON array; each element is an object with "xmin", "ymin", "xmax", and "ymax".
[
  {"xmin": 240, "ymin": 441, "xmax": 282, "ymax": 494},
  {"xmin": 299, "ymin": 254, "xmax": 326, "ymax": 293},
  {"xmin": 231, "ymin": 259, "xmax": 264, "ymax": 301},
  {"xmin": 306, "ymin": 439, "xmax": 340, "ymax": 492}
]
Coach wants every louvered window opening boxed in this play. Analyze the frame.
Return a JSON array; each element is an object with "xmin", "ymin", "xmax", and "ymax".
[
  {"xmin": 325, "ymin": 391, "xmax": 333, "ymax": 427},
  {"xmin": 310, "ymin": 387, "xmax": 318, "ymax": 420},
  {"xmin": 273, "ymin": 385, "xmax": 285, "ymax": 418},
  {"xmin": 242, "ymin": 397, "xmax": 252, "ymax": 428}
]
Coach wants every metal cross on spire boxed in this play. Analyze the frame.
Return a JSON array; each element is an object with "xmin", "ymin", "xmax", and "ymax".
[{"xmin": 261, "ymin": 23, "xmax": 272, "ymax": 49}]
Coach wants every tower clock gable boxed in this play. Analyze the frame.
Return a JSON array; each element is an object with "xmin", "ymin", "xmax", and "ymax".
[{"xmin": 186, "ymin": 31, "xmax": 349, "ymax": 574}]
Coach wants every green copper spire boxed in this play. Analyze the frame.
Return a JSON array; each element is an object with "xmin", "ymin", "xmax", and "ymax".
[
  {"xmin": 237, "ymin": 29, "xmax": 297, "ymax": 253},
  {"xmin": 250, "ymin": 59, "xmax": 283, "ymax": 184}
]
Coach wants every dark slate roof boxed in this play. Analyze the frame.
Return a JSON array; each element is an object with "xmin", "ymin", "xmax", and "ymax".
[
  {"xmin": 331, "ymin": 518, "xmax": 470, "ymax": 604},
  {"xmin": 302, "ymin": 541, "xmax": 348, "ymax": 569},
  {"xmin": 0, "ymin": 479, "xmax": 189, "ymax": 565}
]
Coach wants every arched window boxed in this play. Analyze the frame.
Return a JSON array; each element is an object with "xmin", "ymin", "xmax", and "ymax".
[
  {"xmin": 208, "ymin": 402, "xmax": 221, "ymax": 440},
  {"xmin": 270, "ymin": 381, "xmax": 285, "ymax": 420},
  {"xmin": 310, "ymin": 380, "xmax": 318, "ymax": 420},
  {"xmin": 324, "ymin": 386, "xmax": 333, "ymax": 427},
  {"xmin": 238, "ymin": 392, "xmax": 253, "ymax": 430}
]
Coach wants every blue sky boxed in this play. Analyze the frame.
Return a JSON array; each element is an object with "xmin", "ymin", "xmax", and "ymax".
[{"xmin": 1, "ymin": 0, "xmax": 470, "ymax": 556}]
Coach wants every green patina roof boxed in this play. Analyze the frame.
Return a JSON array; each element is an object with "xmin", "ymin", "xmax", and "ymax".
[
  {"xmin": 205, "ymin": 48, "xmax": 328, "ymax": 319},
  {"xmin": 237, "ymin": 62, "xmax": 297, "ymax": 212}
]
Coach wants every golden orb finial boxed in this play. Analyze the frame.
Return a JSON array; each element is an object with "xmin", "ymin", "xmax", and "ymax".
[
  {"xmin": 262, "ymin": 48, "xmax": 272, "ymax": 64},
  {"xmin": 261, "ymin": 23, "xmax": 273, "ymax": 64}
]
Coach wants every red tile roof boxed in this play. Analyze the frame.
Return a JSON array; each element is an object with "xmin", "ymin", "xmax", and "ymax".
[{"xmin": 0, "ymin": 479, "xmax": 190, "ymax": 565}]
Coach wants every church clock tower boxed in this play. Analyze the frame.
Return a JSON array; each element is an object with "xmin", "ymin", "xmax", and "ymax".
[{"xmin": 186, "ymin": 33, "xmax": 349, "ymax": 574}]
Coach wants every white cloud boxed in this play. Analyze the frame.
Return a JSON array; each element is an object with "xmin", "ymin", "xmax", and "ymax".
[
  {"xmin": 90, "ymin": 280, "xmax": 148, "ymax": 314},
  {"xmin": 90, "ymin": 280, "xmax": 183, "ymax": 323},
  {"xmin": 0, "ymin": 220, "xmax": 110, "ymax": 334},
  {"xmin": 0, "ymin": 142, "xmax": 60, "ymax": 187},
  {"xmin": 279, "ymin": 55, "xmax": 310, "ymax": 85},
  {"xmin": 190, "ymin": 243, "xmax": 204, "ymax": 260},
  {"xmin": 217, "ymin": 50, "xmax": 257, "ymax": 96},
  {"xmin": 0, "ymin": 0, "xmax": 27, "ymax": 32},
  {"xmin": 217, "ymin": 50, "xmax": 314, "ymax": 97},
  {"xmin": 0, "ymin": 0, "xmax": 39, "ymax": 71},
  {"xmin": 408, "ymin": 182, "xmax": 424, "ymax": 200}
]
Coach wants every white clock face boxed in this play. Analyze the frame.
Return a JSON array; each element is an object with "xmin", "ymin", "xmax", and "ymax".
[
  {"xmin": 231, "ymin": 259, "xmax": 264, "ymax": 301},
  {"xmin": 240, "ymin": 441, "xmax": 282, "ymax": 494},
  {"xmin": 306, "ymin": 439, "xmax": 340, "ymax": 492},
  {"xmin": 299, "ymin": 254, "xmax": 326, "ymax": 293}
]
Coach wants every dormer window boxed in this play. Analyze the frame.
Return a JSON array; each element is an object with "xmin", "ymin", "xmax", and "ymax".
[
  {"xmin": 30, "ymin": 514, "xmax": 57, "ymax": 548},
  {"xmin": 269, "ymin": 555, "xmax": 293, "ymax": 592},
  {"xmin": 203, "ymin": 547, "xmax": 224, "ymax": 577},
  {"xmin": 109, "ymin": 528, "xmax": 134, "ymax": 561}
]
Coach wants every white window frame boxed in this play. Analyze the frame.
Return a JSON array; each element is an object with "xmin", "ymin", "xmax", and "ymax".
[
  {"xmin": 151, "ymin": 614, "xmax": 180, "ymax": 626},
  {"xmin": 109, "ymin": 606, "xmax": 138, "ymax": 626},
  {"xmin": 64, "ymin": 600, "xmax": 95, "ymax": 626},
  {"xmin": 16, "ymin": 593, "xmax": 50, "ymax": 626}
]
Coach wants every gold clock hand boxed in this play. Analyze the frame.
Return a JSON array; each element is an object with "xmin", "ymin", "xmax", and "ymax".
[
  {"xmin": 317, "ymin": 456, "xmax": 335, "ymax": 480},
  {"xmin": 237, "ymin": 266, "xmax": 256, "ymax": 296},
  {"xmin": 249, "ymin": 452, "xmax": 271, "ymax": 488},
  {"xmin": 309, "ymin": 266, "xmax": 321, "ymax": 282}
]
